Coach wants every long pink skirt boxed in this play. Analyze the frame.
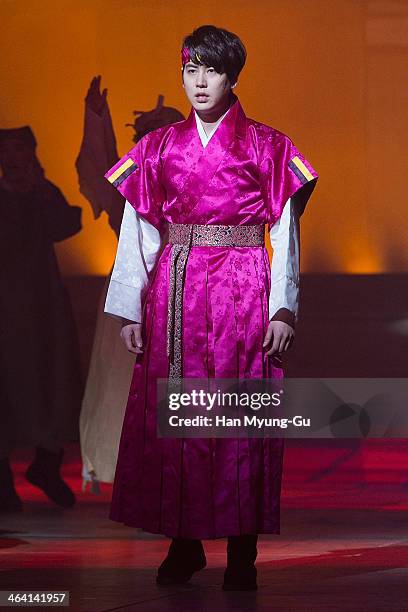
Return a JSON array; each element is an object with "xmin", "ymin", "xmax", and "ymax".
[{"xmin": 109, "ymin": 243, "xmax": 284, "ymax": 539}]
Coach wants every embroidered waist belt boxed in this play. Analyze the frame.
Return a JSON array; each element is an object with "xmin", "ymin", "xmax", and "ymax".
[{"xmin": 166, "ymin": 222, "xmax": 265, "ymax": 381}]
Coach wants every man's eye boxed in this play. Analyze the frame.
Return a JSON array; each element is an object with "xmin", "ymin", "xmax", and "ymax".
[{"xmin": 187, "ymin": 69, "xmax": 196, "ymax": 74}]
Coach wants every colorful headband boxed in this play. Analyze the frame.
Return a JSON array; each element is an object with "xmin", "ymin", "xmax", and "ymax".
[{"xmin": 181, "ymin": 46, "xmax": 202, "ymax": 66}]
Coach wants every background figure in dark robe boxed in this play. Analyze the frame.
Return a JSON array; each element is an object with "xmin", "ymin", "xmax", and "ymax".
[
  {"xmin": 76, "ymin": 76, "xmax": 184, "ymax": 491},
  {"xmin": 0, "ymin": 126, "xmax": 83, "ymax": 512}
]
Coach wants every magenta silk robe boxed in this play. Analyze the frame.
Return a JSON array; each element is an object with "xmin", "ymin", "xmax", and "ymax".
[{"xmin": 104, "ymin": 95, "xmax": 318, "ymax": 539}]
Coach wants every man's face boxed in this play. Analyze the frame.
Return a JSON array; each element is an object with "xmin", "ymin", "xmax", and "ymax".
[
  {"xmin": 0, "ymin": 139, "xmax": 34, "ymax": 179},
  {"xmin": 182, "ymin": 61, "xmax": 232, "ymax": 115}
]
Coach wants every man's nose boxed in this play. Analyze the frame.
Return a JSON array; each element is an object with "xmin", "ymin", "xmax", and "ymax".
[{"xmin": 196, "ymin": 69, "xmax": 207, "ymax": 87}]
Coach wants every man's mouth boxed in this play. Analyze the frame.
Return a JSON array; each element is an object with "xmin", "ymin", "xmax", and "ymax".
[{"xmin": 195, "ymin": 94, "xmax": 209, "ymax": 100}]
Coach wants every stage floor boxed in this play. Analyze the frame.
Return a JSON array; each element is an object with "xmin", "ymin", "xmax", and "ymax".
[{"xmin": 1, "ymin": 441, "xmax": 408, "ymax": 611}]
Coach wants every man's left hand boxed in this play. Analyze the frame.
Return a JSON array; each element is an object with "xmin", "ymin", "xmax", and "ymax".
[{"xmin": 263, "ymin": 320, "xmax": 295, "ymax": 357}]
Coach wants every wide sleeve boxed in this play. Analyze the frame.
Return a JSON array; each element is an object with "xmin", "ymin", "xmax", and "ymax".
[
  {"xmin": 104, "ymin": 132, "xmax": 166, "ymax": 234},
  {"xmin": 268, "ymin": 197, "xmax": 300, "ymax": 325},
  {"xmin": 260, "ymin": 133, "xmax": 318, "ymax": 227},
  {"xmin": 104, "ymin": 200, "xmax": 162, "ymax": 323},
  {"xmin": 40, "ymin": 180, "xmax": 82, "ymax": 242},
  {"xmin": 75, "ymin": 102, "xmax": 124, "ymax": 236}
]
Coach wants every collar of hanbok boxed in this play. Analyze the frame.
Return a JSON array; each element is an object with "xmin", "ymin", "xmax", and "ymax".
[
  {"xmin": 181, "ymin": 93, "xmax": 247, "ymax": 148},
  {"xmin": 194, "ymin": 104, "xmax": 231, "ymax": 146}
]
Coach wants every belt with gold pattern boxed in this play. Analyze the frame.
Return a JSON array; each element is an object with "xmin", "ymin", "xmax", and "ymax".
[{"xmin": 167, "ymin": 223, "xmax": 265, "ymax": 383}]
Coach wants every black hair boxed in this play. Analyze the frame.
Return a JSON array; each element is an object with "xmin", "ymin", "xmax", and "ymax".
[{"xmin": 182, "ymin": 25, "xmax": 246, "ymax": 85}]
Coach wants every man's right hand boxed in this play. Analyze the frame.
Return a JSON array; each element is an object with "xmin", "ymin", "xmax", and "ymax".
[
  {"xmin": 85, "ymin": 75, "xmax": 107, "ymax": 116},
  {"xmin": 120, "ymin": 323, "xmax": 143, "ymax": 354}
]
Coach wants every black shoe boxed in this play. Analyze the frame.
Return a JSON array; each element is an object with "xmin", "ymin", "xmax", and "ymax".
[
  {"xmin": 156, "ymin": 538, "xmax": 207, "ymax": 585},
  {"xmin": 222, "ymin": 564, "xmax": 258, "ymax": 591},
  {"xmin": 222, "ymin": 534, "xmax": 258, "ymax": 591},
  {"xmin": 25, "ymin": 446, "xmax": 76, "ymax": 508},
  {"xmin": 0, "ymin": 457, "xmax": 23, "ymax": 513}
]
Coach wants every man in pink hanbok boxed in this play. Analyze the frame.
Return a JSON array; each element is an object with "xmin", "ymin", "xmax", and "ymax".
[{"xmin": 104, "ymin": 25, "xmax": 318, "ymax": 590}]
